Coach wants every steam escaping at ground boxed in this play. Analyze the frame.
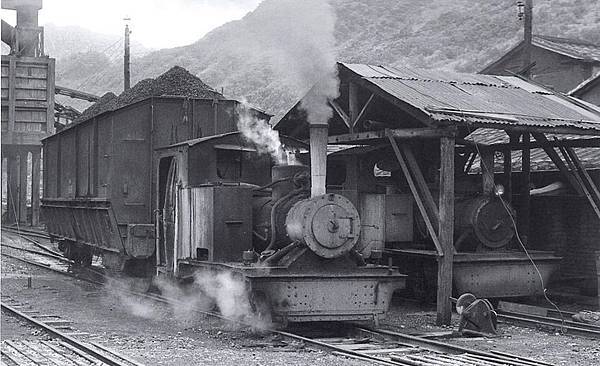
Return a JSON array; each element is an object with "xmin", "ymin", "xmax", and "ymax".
[
  {"xmin": 105, "ymin": 277, "xmax": 158, "ymax": 319},
  {"xmin": 194, "ymin": 270, "xmax": 271, "ymax": 330},
  {"xmin": 153, "ymin": 276, "xmax": 214, "ymax": 322},
  {"xmin": 251, "ymin": 0, "xmax": 340, "ymax": 125},
  {"xmin": 109, "ymin": 271, "xmax": 271, "ymax": 331}
]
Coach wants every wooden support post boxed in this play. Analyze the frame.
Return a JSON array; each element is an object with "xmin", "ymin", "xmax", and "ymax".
[
  {"xmin": 46, "ymin": 58, "xmax": 56, "ymax": 133},
  {"xmin": 6, "ymin": 153, "xmax": 18, "ymax": 224},
  {"xmin": 348, "ymin": 82, "xmax": 358, "ymax": 133},
  {"xmin": 505, "ymin": 134, "xmax": 519, "ymax": 203},
  {"xmin": 557, "ymin": 146, "xmax": 600, "ymax": 220},
  {"xmin": 464, "ymin": 152, "xmax": 477, "ymax": 174},
  {"xmin": 519, "ymin": 132, "xmax": 531, "ymax": 245},
  {"xmin": 532, "ymin": 133, "xmax": 582, "ymax": 195},
  {"xmin": 18, "ymin": 151, "xmax": 28, "ymax": 223},
  {"xmin": 31, "ymin": 148, "xmax": 41, "ymax": 226},
  {"xmin": 566, "ymin": 148, "xmax": 600, "ymax": 209},
  {"xmin": 328, "ymin": 100, "xmax": 351, "ymax": 130},
  {"xmin": 354, "ymin": 93, "xmax": 374, "ymax": 129},
  {"xmin": 8, "ymin": 57, "xmax": 16, "ymax": 133},
  {"xmin": 310, "ymin": 124, "xmax": 328, "ymax": 197},
  {"xmin": 481, "ymin": 149, "xmax": 495, "ymax": 195},
  {"xmin": 503, "ymin": 149, "xmax": 512, "ymax": 202},
  {"xmin": 402, "ymin": 145, "xmax": 439, "ymax": 228},
  {"xmin": 387, "ymin": 133, "xmax": 443, "ymax": 255},
  {"xmin": 437, "ymin": 136, "xmax": 455, "ymax": 326}
]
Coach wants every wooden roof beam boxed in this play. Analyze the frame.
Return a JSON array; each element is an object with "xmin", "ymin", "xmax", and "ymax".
[
  {"xmin": 461, "ymin": 123, "xmax": 600, "ymax": 137},
  {"xmin": 328, "ymin": 100, "xmax": 351, "ymax": 129},
  {"xmin": 457, "ymin": 137, "xmax": 600, "ymax": 150},
  {"xmin": 328, "ymin": 127, "xmax": 456, "ymax": 144}
]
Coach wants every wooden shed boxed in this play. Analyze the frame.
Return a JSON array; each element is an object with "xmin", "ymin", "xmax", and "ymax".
[
  {"xmin": 275, "ymin": 62, "xmax": 600, "ymax": 324},
  {"xmin": 481, "ymin": 35, "xmax": 600, "ymax": 94}
]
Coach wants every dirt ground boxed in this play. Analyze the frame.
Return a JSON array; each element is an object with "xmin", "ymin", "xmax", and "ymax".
[
  {"xmin": 1, "ymin": 254, "xmax": 368, "ymax": 366},
  {"xmin": 381, "ymin": 300, "xmax": 600, "ymax": 365},
  {"xmin": 1, "ymin": 233, "xmax": 599, "ymax": 365}
]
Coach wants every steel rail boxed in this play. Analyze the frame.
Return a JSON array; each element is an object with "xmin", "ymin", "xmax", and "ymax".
[
  {"xmin": 2, "ymin": 228, "xmax": 61, "ymax": 257},
  {"xmin": 497, "ymin": 311, "xmax": 600, "ymax": 339},
  {"xmin": 359, "ymin": 327, "xmax": 553, "ymax": 366},
  {"xmin": 1, "ymin": 242, "xmax": 72, "ymax": 263},
  {"xmin": 500, "ymin": 310, "xmax": 600, "ymax": 331},
  {"xmin": 275, "ymin": 330, "xmax": 397, "ymax": 365},
  {"xmin": 2, "ymin": 238, "xmax": 555, "ymax": 366},
  {"xmin": 2, "ymin": 226, "xmax": 51, "ymax": 240},
  {"xmin": 0, "ymin": 302, "xmax": 134, "ymax": 366}
]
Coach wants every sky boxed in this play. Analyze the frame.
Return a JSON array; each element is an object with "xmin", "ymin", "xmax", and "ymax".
[{"xmin": 1, "ymin": 0, "xmax": 263, "ymax": 49}]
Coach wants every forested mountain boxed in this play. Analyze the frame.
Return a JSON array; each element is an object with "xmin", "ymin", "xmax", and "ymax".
[{"xmin": 25, "ymin": 1, "xmax": 600, "ymax": 116}]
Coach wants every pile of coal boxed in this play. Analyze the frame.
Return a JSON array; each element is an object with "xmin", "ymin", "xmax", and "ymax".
[
  {"xmin": 75, "ymin": 66, "xmax": 223, "ymax": 123},
  {"xmin": 76, "ymin": 92, "xmax": 117, "ymax": 122}
]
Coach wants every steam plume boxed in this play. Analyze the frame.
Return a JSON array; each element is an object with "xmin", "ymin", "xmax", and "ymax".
[
  {"xmin": 237, "ymin": 102, "xmax": 285, "ymax": 164},
  {"xmin": 251, "ymin": 0, "xmax": 340, "ymax": 124}
]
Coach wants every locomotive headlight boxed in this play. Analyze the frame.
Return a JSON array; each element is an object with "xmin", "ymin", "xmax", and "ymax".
[{"xmin": 494, "ymin": 184, "xmax": 505, "ymax": 197}]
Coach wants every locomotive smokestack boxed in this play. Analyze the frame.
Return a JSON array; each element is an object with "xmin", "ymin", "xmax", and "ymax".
[{"xmin": 309, "ymin": 123, "xmax": 328, "ymax": 197}]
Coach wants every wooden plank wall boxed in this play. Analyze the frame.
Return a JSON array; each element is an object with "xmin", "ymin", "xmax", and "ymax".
[{"xmin": 1, "ymin": 55, "xmax": 54, "ymax": 145}]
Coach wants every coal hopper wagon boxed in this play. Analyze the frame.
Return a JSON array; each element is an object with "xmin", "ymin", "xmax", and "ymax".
[{"xmin": 41, "ymin": 94, "xmax": 405, "ymax": 325}]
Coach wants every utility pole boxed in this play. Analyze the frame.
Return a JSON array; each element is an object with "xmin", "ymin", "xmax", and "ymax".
[
  {"xmin": 124, "ymin": 18, "xmax": 131, "ymax": 91},
  {"xmin": 522, "ymin": 0, "xmax": 533, "ymax": 77}
]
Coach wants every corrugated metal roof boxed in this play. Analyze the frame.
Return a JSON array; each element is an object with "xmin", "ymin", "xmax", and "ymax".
[
  {"xmin": 341, "ymin": 62, "xmax": 600, "ymax": 133},
  {"xmin": 466, "ymin": 128, "xmax": 600, "ymax": 172},
  {"xmin": 533, "ymin": 35, "xmax": 600, "ymax": 62},
  {"xmin": 344, "ymin": 63, "xmax": 509, "ymax": 86}
]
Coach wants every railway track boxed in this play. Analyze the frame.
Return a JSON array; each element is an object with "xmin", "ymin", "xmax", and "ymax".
[
  {"xmin": 282, "ymin": 326, "xmax": 553, "ymax": 366},
  {"xmin": 1, "ymin": 300, "xmax": 142, "ymax": 366},
  {"xmin": 2, "ymin": 229, "xmax": 556, "ymax": 365},
  {"xmin": 1, "ymin": 226, "xmax": 51, "ymax": 240},
  {"xmin": 497, "ymin": 310, "xmax": 600, "ymax": 339}
]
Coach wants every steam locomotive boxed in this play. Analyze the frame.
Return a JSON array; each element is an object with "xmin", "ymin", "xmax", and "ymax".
[
  {"xmin": 41, "ymin": 95, "xmax": 405, "ymax": 324},
  {"xmin": 42, "ymin": 93, "xmax": 559, "ymax": 325}
]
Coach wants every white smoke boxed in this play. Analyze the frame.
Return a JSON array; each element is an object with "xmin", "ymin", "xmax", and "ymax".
[
  {"xmin": 194, "ymin": 270, "xmax": 270, "ymax": 330},
  {"xmin": 110, "ymin": 271, "xmax": 270, "ymax": 331},
  {"xmin": 249, "ymin": 0, "xmax": 340, "ymax": 124},
  {"xmin": 237, "ymin": 102, "xmax": 285, "ymax": 164},
  {"xmin": 153, "ymin": 276, "xmax": 214, "ymax": 323},
  {"xmin": 104, "ymin": 277, "xmax": 158, "ymax": 319}
]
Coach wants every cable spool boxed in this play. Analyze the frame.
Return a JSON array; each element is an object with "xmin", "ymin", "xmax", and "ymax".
[{"xmin": 286, "ymin": 193, "xmax": 360, "ymax": 259}]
